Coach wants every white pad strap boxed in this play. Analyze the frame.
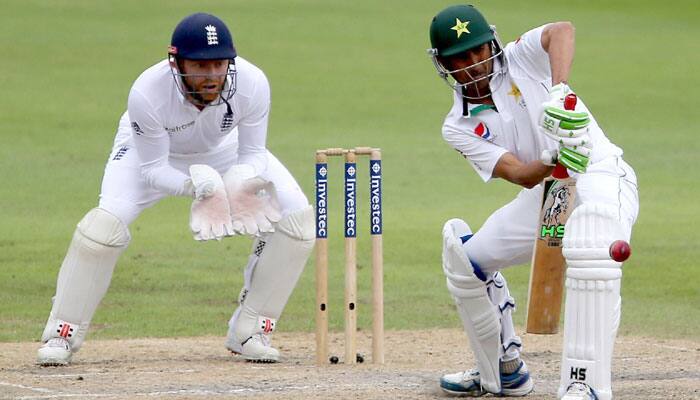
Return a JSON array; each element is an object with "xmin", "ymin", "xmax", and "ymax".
[
  {"xmin": 44, "ymin": 208, "xmax": 130, "ymax": 351},
  {"xmin": 232, "ymin": 206, "xmax": 314, "ymax": 343},
  {"xmin": 487, "ymin": 272, "xmax": 521, "ymax": 361},
  {"xmin": 559, "ymin": 203, "xmax": 624, "ymax": 400},
  {"xmin": 442, "ymin": 219, "xmax": 501, "ymax": 394}
]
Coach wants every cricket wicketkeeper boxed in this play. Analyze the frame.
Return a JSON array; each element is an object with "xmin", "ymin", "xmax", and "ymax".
[
  {"xmin": 427, "ymin": 5, "xmax": 639, "ymax": 399},
  {"xmin": 37, "ymin": 12, "xmax": 314, "ymax": 365}
]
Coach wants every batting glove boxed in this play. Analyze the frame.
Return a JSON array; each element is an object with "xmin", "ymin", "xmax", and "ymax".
[{"xmin": 539, "ymin": 83, "xmax": 590, "ymax": 141}]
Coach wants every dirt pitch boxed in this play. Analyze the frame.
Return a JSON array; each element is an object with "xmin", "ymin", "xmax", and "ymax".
[{"xmin": 1, "ymin": 329, "xmax": 697, "ymax": 399}]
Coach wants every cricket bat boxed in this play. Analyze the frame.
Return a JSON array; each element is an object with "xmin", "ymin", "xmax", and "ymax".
[{"xmin": 525, "ymin": 93, "xmax": 578, "ymax": 334}]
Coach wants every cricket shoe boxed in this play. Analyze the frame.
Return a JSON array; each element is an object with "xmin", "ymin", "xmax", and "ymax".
[
  {"xmin": 440, "ymin": 361, "xmax": 534, "ymax": 397},
  {"xmin": 225, "ymin": 332, "xmax": 279, "ymax": 363},
  {"xmin": 37, "ymin": 338, "xmax": 72, "ymax": 366},
  {"xmin": 225, "ymin": 307, "xmax": 279, "ymax": 363},
  {"xmin": 561, "ymin": 382, "xmax": 599, "ymax": 400}
]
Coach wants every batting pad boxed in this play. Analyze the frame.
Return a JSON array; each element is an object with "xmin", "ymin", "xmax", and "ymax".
[
  {"xmin": 42, "ymin": 208, "xmax": 130, "ymax": 351},
  {"xmin": 559, "ymin": 203, "xmax": 624, "ymax": 400},
  {"xmin": 442, "ymin": 219, "xmax": 501, "ymax": 394},
  {"xmin": 231, "ymin": 206, "xmax": 314, "ymax": 343}
]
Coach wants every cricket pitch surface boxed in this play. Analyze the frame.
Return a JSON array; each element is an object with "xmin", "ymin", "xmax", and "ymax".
[{"xmin": 1, "ymin": 329, "xmax": 697, "ymax": 399}]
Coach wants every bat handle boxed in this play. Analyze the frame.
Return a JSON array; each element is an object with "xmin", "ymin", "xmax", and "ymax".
[
  {"xmin": 551, "ymin": 93, "xmax": 578, "ymax": 180},
  {"xmin": 564, "ymin": 93, "xmax": 577, "ymax": 111}
]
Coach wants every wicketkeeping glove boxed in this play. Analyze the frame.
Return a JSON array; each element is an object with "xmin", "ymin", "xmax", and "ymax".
[
  {"xmin": 188, "ymin": 164, "xmax": 236, "ymax": 241},
  {"xmin": 223, "ymin": 164, "xmax": 282, "ymax": 236}
]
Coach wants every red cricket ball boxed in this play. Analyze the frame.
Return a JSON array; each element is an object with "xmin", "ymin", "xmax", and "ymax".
[{"xmin": 609, "ymin": 240, "xmax": 631, "ymax": 262}]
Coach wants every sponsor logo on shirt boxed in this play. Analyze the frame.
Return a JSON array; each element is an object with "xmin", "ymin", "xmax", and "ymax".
[
  {"xmin": 474, "ymin": 122, "xmax": 492, "ymax": 139},
  {"xmin": 165, "ymin": 120, "xmax": 195, "ymax": 135}
]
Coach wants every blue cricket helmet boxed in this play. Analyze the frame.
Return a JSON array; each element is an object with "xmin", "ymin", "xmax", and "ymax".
[
  {"xmin": 167, "ymin": 13, "xmax": 238, "ymax": 107},
  {"xmin": 168, "ymin": 13, "xmax": 236, "ymax": 61}
]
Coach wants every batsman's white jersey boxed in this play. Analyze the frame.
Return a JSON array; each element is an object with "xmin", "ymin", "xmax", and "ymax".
[
  {"xmin": 102, "ymin": 57, "xmax": 308, "ymax": 225},
  {"xmin": 440, "ymin": 25, "xmax": 638, "ymax": 270}
]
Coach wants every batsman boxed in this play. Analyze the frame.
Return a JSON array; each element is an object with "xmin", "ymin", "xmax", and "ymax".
[{"xmin": 427, "ymin": 5, "xmax": 638, "ymax": 399}]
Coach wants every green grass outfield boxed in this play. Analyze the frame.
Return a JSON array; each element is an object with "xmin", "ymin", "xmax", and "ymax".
[{"xmin": 1, "ymin": 0, "xmax": 698, "ymax": 343}]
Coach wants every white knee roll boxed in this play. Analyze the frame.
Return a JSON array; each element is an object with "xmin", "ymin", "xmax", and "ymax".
[
  {"xmin": 43, "ymin": 208, "xmax": 130, "ymax": 351},
  {"xmin": 77, "ymin": 208, "xmax": 132, "ymax": 247},
  {"xmin": 559, "ymin": 203, "xmax": 625, "ymax": 400},
  {"xmin": 442, "ymin": 219, "xmax": 501, "ymax": 394}
]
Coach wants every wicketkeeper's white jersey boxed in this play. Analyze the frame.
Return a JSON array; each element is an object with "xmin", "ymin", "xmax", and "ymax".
[
  {"xmin": 113, "ymin": 56, "xmax": 270, "ymax": 196},
  {"xmin": 441, "ymin": 25, "xmax": 622, "ymax": 182}
]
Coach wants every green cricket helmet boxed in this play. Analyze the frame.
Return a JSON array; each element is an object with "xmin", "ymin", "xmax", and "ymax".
[{"xmin": 427, "ymin": 5, "xmax": 507, "ymax": 100}]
